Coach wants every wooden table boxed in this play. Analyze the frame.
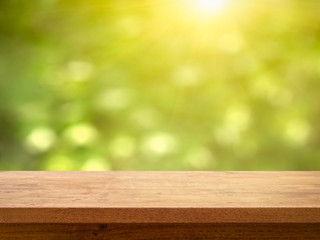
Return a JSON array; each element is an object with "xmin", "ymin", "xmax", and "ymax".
[{"xmin": 0, "ymin": 171, "xmax": 319, "ymax": 239}]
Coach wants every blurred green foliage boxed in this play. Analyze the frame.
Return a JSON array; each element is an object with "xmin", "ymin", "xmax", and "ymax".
[{"xmin": 0, "ymin": 0, "xmax": 320, "ymax": 170}]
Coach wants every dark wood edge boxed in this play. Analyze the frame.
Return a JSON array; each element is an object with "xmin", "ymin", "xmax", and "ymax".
[
  {"xmin": 1, "ymin": 207, "xmax": 319, "ymax": 224},
  {"xmin": 1, "ymin": 223, "xmax": 320, "ymax": 240}
]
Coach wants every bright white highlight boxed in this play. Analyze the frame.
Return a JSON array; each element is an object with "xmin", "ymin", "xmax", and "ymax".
[{"xmin": 195, "ymin": 0, "xmax": 228, "ymax": 16}]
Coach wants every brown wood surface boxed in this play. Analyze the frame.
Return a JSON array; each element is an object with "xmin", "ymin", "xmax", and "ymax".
[
  {"xmin": 0, "ymin": 171, "xmax": 319, "ymax": 223},
  {"xmin": 1, "ymin": 223, "xmax": 320, "ymax": 240}
]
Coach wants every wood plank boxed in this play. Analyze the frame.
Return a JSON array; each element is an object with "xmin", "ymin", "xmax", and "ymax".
[
  {"xmin": 1, "ymin": 223, "xmax": 320, "ymax": 240},
  {"xmin": 0, "ymin": 171, "xmax": 319, "ymax": 223}
]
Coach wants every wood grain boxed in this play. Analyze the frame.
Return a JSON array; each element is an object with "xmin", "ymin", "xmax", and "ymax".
[
  {"xmin": 0, "ymin": 171, "xmax": 319, "ymax": 223},
  {"xmin": 1, "ymin": 223, "xmax": 320, "ymax": 240}
]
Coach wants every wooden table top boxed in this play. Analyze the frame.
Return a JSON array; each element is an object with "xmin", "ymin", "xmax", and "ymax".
[{"xmin": 0, "ymin": 171, "xmax": 319, "ymax": 223}]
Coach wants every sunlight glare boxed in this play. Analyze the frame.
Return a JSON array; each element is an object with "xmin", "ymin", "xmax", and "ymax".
[{"xmin": 195, "ymin": 0, "xmax": 228, "ymax": 16}]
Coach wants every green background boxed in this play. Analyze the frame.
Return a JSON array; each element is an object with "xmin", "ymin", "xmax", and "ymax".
[{"xmin": 0, "ymin": 0, "xmax": 320, "ymax": 170}]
